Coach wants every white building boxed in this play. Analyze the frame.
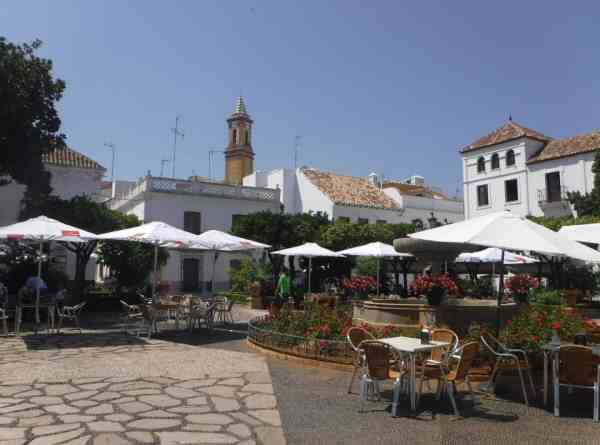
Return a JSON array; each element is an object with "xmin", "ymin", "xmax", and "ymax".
[
  {"xmin": 109, "ymin": 175, "xmax": 280, "ymax": 292},
  {"xmin": 0, "ymin": 147, "xmax": 106, "ymax": 281},
  {"xmin": 244, "ymin": 167, "xmax": 463, "ymax": 226},
  {"xmin": 0, "ymin": 147, "xmax": 106, "ymax": 226},
  {"xmin": 461, "ymin": 119, "xmax": 600, "ymax": 219}
]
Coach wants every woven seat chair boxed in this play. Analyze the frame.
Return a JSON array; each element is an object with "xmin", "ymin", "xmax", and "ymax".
[
  {"xmin": 214, "ymin": 298, "xmax": 235, "ymax": 325},
  {"xmin": 346, "ymin": 327, "xmax": 375, "ymax": 393},
  {"xmin": 138, "ymin": 304, "xmax": 159, "ymax": 338},
  {"xmin": 188, "ymin": 301, "xmax": 217, "ymax": 333},
  {"xmin": 56, "ymin": 302, "xmax": 86, "ymax": 334},
  {"xmin": 0, "ymin": 283, "xmax": 9, "ymax": 336},
  {"xmin": 481, "ymin": 332, "xmax": 535, "ymax": 405},
  {"xmin": 553, "ymin": 345, "xmax": 600, "ymax": 421},
  {"xmin": 418, "ymin": 341, "xmax": 479, "ymax": 416},
  {"xmin": 359, "ymin": 340, "xmax": 405, "ymax": 415},
  {"xmin": 120, "ymin": 300, "xmax": 143, "ymax": 333}
]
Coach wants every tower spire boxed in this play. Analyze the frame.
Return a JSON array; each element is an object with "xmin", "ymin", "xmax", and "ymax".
[
  {"xmin": 225, "ymin": 96, "xmax": 254, "ymax": 185},
  {"xmin": 233, "ymin": 96, "xmax": 248, "ymax": 116}
]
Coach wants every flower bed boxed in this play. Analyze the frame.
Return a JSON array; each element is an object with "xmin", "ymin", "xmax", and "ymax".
[{"xmin": 247, "ymin": 303, "xmax": 417, "ymax": 365}]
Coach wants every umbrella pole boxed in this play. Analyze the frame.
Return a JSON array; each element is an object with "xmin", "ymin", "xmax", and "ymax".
[
  {"xmin": 152, "ymin": 244, "xmax": 158, "ymax": 303},
  {"xmin": 377, "ymin": 258, "xmax": 380, "ymax": 296},
  {"xmin": 36, "ymin": 241, "xmax": 42, "ymax": 326},
  {"xmin": 496, "ymin": 249, "xmax": 505, "ymax": 335},
  {"xmin": 212, "ymin": 251, "xmax": 217, "ymax": 295},
  {"xmin": 308, "ymin": 257, "xmax": 312, "ymax": 293}
]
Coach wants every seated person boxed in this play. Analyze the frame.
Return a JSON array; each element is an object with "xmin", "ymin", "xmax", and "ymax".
[{"xmin": 26, "ymin": 276, "xmax": 48, "ymax": 294}]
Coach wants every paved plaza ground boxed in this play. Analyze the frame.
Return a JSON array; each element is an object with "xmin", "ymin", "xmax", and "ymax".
[{"xmin": 0, "ymin": 307, "xmax": 599, "ymax": 445}]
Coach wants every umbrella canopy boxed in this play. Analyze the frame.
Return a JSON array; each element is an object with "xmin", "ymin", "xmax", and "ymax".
[
  {"xmin": 97, "ymin": 221, "xmax": 207, "ymax": 247},
  {"xmin": 0, "ymin": 215, "xmax": 98, "ymax": 327},
  {"xmin": 0, "ymin": 215, "xmax": 97, "ymax": 243},
  {"xmin": 193, "ymin": 230, "xmax": 270, "ymax": 251},
  {"xmin": 337, "ymin": 242, "xmax": 413, "ymax": 295},
  {"xmin": 559, "ymin": 224, "xmax": 600, "ymax": 245},
  {"xmin": 337, "ymin": 241, "xmax": 413, "ymax": 258},
  {"xmin": 98, "ymin": 222, "xmax": 210, "ymax": 300},
  {"xmin": 272, "ymin": 242, "xmax": 343, "ymax": 258},
  {"xmin": 272, "ymin": 243, "xmax": 344, "ymax": 293},
  {"xmin": 456, "ymin": 247, "xmax": 538, "ymax": 264},
  {"xmin": 409, "ymin": 211, "xmax": 600, "ymax": 263}
]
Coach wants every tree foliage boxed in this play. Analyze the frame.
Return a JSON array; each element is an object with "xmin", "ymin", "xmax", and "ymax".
[
  {"xmin": 567, "ymin": 150, "xmax": 600, "ymax": 217},
  {"xmin": 529, "ymin": 214, "xmax": 600, "ymax": 232},
  {"xmin": 23, "ymin": 195, "xmax": 168, "ymax": 296},
  {"xmin": 0, "ymin": 37, "xmax": 66, "ymax": 203}
]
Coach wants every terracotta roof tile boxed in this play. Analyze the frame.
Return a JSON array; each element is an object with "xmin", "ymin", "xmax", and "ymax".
[
  {"xmin": 462, "ymin": 120, "xmax": 552, "ymax": 152},
  {"xmin": 382, "ymin": 180, "xmax": 449, "ymax": 200},
  {"xmin": 43, "ymin": 147, "xmax": 105, "ymax": 171},
  {"xmin": 528, "ymin": 131, "xmax": 600, "ymax": 164},
  {"xmin": 301, "ymin": 168, "xmax": 399, "ymax": 210}
]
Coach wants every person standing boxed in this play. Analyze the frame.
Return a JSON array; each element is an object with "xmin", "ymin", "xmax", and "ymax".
[{"xmin": 275, "ymin": 268, "xmax": 291, "ymax": 302}]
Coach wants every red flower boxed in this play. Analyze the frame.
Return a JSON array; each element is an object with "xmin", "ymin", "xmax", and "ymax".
[{"xmin": 551, "ymin": 322, "xmax": 561, "ymax": 331}]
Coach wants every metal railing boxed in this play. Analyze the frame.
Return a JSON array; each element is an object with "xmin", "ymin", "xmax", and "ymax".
[
  {"xmin": 537, "ymin": 186, "xmax": 568, "ymax": 203},
  {"xmin": 247, "ymin": 315, "xmax": 354, "ymax": 364},
  {"xmin": 149, "ymin": 177, "xmax": 280, "ymax": 202}
]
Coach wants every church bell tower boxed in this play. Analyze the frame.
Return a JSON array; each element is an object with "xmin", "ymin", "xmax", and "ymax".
[{"xmin": 225, "ymin": 96, "xmax": 255, "ymax": 185}]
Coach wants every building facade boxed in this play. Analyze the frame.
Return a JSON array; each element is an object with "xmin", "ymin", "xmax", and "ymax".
[
  {"xmin": 461, "ymin": 120, "xmax": 600, "ymax": 219},
  {"xmin": 244, "ymin": 167, "xmax": 464, "ymax": 226}
]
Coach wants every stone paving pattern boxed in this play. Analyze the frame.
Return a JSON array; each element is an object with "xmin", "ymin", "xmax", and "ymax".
[{"xmin": 0, "ymin": 334, "xmax": 285, "ymax": 445}]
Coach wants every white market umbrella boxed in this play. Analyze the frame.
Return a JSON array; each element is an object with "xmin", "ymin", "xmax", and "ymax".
[
  {"xmin": 410, "ymin": 211, "xmax": 600, "ymax": 263},
  {"xmin": 192, "ymin": 230, "xmax": 270, "ymax": 294},
  {"xmin": 559, "ymin": 224, "xmax": 600, "ymax": 245},
  {"xmin": 0, "ymin": 215, "xmax": 98, "ymax": 325},
  {"xmin": 410, "ymin": 211, "xmax": 600, "ymax": 331},
  {"xmin": 337, "ymin": 242, "xmax": 413, "ymax": 295},
  {"xmin": 271, "ymin": 243, "xmax": 344, "ymax": 293},
  {"xmin": 97, "ymin": 221, "xmax": 210, "ymax": 301}
]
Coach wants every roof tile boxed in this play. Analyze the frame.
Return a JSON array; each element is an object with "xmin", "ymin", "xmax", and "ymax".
[
  {"xmin": 301, "ymin": 168, "xmax": 399, "ymax": 210},
  {"xmin": 42, "ymin": 147, "xmax": 105, "ymax": 171},
  {"xmin": 462, "ymin": 120, "xmax": 552, "ymax": 152},
  {"xmin": 528, "ymin": 131, "xmax": 600, "ymax": 164}
]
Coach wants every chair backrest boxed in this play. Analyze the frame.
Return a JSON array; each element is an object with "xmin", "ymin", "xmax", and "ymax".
[
  {"xmin": 226, "ymin": 299, "xmax": 235, "ymax": 311},
  {"xmin": 558, "ymin": 345, "xmax": 600, "ymax": 386},
  {"xmin": 73, "ymin": 302, "xmax": 87, "ymax": 312},
  {"xmin": 448, "ymin": 341, "xmax": 479, "ymax": 382},
  {"xmin": 347, "ymin": 327, "xmax": 374, "ymax": 352},
  {"xmin": 480, "ymin": 332, "xmax": 505, "ymax": 356},
  {"xmin": 361, "ymin": 340, "xmax": 394, "ymax": 380},
  {"xmin": 139, "ymin": 304, "xmax": 156, "ymax": 321},
  {"xmin": 430, "ymin": 328, "xmax": 459, "ymax": 362}
]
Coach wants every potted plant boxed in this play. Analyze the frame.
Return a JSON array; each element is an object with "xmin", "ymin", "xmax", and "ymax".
[
  {"xmin": 410, "ymin": 274, "xmax": 458, "ymax": 306},
  {"xmin": 505, "ymin": 274, "xmax": 539, "ymax": 304}
]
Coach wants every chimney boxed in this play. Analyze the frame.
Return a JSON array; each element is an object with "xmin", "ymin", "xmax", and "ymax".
[{"xmin": 367, "ymin": 172, "xmax": 380, "ymax": 188}]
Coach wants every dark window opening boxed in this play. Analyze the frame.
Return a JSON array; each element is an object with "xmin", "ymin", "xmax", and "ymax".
[
  {"xmin": 477, "ymin": 157, "xmax": 486, "ymax": 173},
  {"xmin": 491, "ymin": 153, "xmax": 500, "ymax": 170},
  {"xmin": 184, "ymin": 211, "xmax": 202, "ymax": 235},
  {"xmin": 505, "ymin": 179, "xmax": 518, "ymax": 202},
  {"xmin": 546, "ymin": 172, "xmax": 561, "ymax": 202},
  {"xmin": 477, "ymin": 184, "xmax": 489, "ymax": 207},
  {"xmin": 506, "ymin": 150, "xmax": 515, "ymax": 166}
]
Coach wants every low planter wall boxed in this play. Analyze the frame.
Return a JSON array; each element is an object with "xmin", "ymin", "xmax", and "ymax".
[
  {"xmin": 353, "ymin": 298, "xmax": 521, "ymax": 336},
  {"xmin": 247, "ymin": 315, "xmax": 354, "ymax": 365}
]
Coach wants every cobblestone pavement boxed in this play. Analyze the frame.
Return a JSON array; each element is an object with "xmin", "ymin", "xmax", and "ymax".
[{"xmin": 0, "ymin": 333, "xmax": 285, "ymax": 445}]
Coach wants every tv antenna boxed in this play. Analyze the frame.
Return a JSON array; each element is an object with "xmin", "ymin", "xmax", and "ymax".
[
  {"xmin": 104, "ymin": 142, "xmax": 116, "ymax": 182},
  {"xmin": 171, "ymin": 115, "xmax": 184, "ymax": 178},
  {"xmin": 293, "ymin": 135, "xmax": 302, "ymax": 170}
]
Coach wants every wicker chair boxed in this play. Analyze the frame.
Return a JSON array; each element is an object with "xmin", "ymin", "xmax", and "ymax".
[
  {"xmin": 188, "ymin": 301, "xmax": 217, "ymax": 333},
  {"xmin": 553, "ymin": 345, "xmax": 600, "ymax": 421},
  {"xmin": 214, "ymin": 298, "xmax": 235, "ymax": 325},
  {"xmin": 139, "ymin": 304, "xmax": 158, "ymax": 338},
  {"xmin": 120, "ymin": 300, "xmax": 143, "ymax": 333},
  {"xmin": 418, "ymin": 341, "xmax": 479, "ymax": 416},
  {"xmin": 359, "ymin": 340, "xmax": 405, "ymax": 414},
  {"xmin": 0, "ymin": 283, "xmax": 8, "ymax": 336},
  {"xmin": 56, "ymin": 302, "xmax": 86, "ymax": 333},
  {"xmin": 481, "ymin": 332, "xmax": 535, "ymax": 405},
  {"xmin": 347, "ymin": 327, "xmax": 376, "ymax": 394}
]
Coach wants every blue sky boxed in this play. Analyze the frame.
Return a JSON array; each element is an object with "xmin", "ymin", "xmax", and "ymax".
[{"xmin": 2, "ymin": 2, "xmax": 599, "ymax": 196}]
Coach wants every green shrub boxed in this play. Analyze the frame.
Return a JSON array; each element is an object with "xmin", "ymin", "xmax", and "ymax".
[{"xmin": 530, "ymin": 288, "xmax": 565, "ymax": 305}]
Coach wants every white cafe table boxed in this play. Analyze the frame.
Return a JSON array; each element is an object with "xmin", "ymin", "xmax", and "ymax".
[{"xmin": 380, "ymin": 336, "xmax": 450, "ymax": 412}]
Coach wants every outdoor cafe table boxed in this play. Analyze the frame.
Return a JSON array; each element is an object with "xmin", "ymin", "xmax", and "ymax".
[
  {"xmin": 380, "ymin": 336, "xmax": 450, "ymax": 412},
  {"xmin": 541, "ymin": 342, "xmax": 600, "ymax": 406}
]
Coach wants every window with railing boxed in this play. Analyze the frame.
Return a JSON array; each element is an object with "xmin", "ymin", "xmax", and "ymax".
[
  {"xmin": 477, "ymin": 184, "xmax": 489, "ymax": 207},
  {"xmin": 545, "ymin": 172, "xmax": 562, "ymax": 202},
  {"xmin": 505, "ymin": 179, "xmax": 519, "ymax": 202}
]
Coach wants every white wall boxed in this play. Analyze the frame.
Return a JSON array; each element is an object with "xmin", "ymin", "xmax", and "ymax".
[
  {"xmin": 332, "ymin": 204, "xmax": 404, "ymax": 224},
  {"xmin": 383, "ymin": 188, "xmax": 464, "ymax": 224},
  {"xmin": 139, "ymin": 191, "xmax": 279, "ymax": 291},
  {"xmin": 296, "ymin": 169, "xmax": 335, "ymax": 218},
  {"xmin": 462, "ymin": 139, "xmax": 529, "ymax": 218}
]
